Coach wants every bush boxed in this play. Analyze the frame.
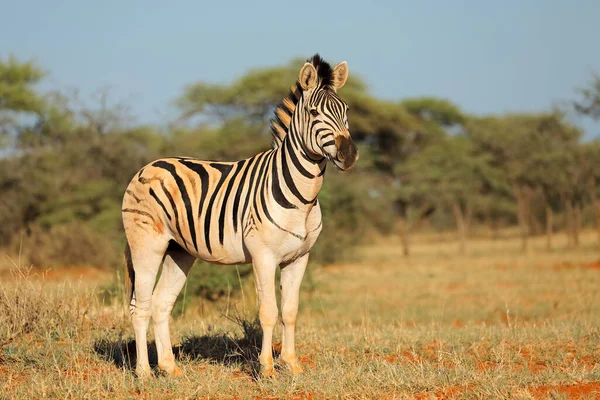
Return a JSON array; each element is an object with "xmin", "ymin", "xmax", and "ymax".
[
  {"xmin": 10, "ymin": 222, "xmax": 118, "ymax": 269},
  {"xmin": 311, "ymin": 171, "xmax": 392, "ymax": 265},
  {"xmin": 0, "ymin": 267, "xmax": 98, "ymax": 343},
  {"xmin": 173, "ymin": 262, "xmax": 253, "ymax": 310}
]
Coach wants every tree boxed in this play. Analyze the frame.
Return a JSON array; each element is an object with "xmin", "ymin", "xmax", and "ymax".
[
  {"xmin": 577, "ymin": 141, "xmax": 600, "ymax": 247},
  {"xmin": 0, "ymin": 57, "xmax": 45, "ymax": 148},
  {"xmin": 176, "ymin": 57, "xmax": 367, "ymax": 126},
  {"xmin": 574, "ymin": 74, "xmax": 600, "ymax": 247},
  {"xmin": 574, "ymin": 73, "xmax": 600, "ymax": 121},
  {"xmin": 389, "ymin": 98, "xmax": 467, "ymax": 256},
  {"xmin": 467, "ymin": 112, "xmax": 582, "ymax": 251},
  {"xmin": 397, "ymin": 135, "xmax": 501, "ymax": 254}
]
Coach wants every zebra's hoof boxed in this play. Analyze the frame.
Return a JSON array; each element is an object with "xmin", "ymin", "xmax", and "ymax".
[
  {"xmin": 158, "ymin": 362, "xmax": 183, "ymax": 377},
  {"xmin": 135, "ymin": 366, "xmax": 153, "ymax": 380},
  {"xmin": 260, "ymin": 364, "xmax": 277, "ymax": 378}
]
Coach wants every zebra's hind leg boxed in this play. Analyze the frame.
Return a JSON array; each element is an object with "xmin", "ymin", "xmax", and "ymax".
[
  {"xmin": 280, "ymin": 253, "xmax": 309, "ymax": 375},
  {"xmin": 151, "ymin": 243, "xmax": 195, "ymax": 376},
  {"xmin": 126, "ymin": 230, "xmax": 169, "ymax": 378}
]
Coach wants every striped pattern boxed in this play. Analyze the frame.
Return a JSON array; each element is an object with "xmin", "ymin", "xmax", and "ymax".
[
  {"xmin": 122, "ymin": 54, "xmax": 353, "ymax": 264},
  {"xmin": 121, "ymin": 54, "xmax": 358, "ymax": 378},
  {"xmin": 270, "ymin": 81, "xmax": 302, "ymax": 149}
]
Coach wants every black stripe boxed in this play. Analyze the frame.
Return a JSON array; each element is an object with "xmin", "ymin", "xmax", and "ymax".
[
  {"xmin": 160, "ymin": 181, "xmax": 185, "ymax": 248},
  {"xmin": 122, "ymin": 208, "xmax": 155, "ymax": 222},
  {"xmin": 218, "ymin": 160, "xmax": 246, "ymax": 245},
  {"xmin": 260, "ymin": 174, "xmax": 304, "ymax": 240},
  {"xmin": 281, "ymin": 143, "xmax": 312, "ymax": 205},
  {"xmin": 289, "ymin": 122, "xmax": 318, "ymax": 162},
  {"xmin": 319, "ymin": 131, "xmax": 333, "ymax": 140},
  {"xmin": 280, "ymin": 102, "xmax": 293, "ymax": 117},
  {"xmin": 241, "ymin": 153, "xmax": 268, "ymax": 229},
  {"xmin": 178, "ymin": 159, "xmax": 210, "ymax": 246},
  {"xmin": 126, "ymin": 190, "xmax": 142, "ymax": 203},
  {"xmin": 317, "ymin": 163, "xmax": 327, "ymax": 177},
  {"xmin": 285, "ymin": 130, "xmax": 315, "ymax": 179},
  {"xmin": 300, "ymin": 151, "xmax": 325, "ymax": 163},
  {"xmin": 137, "ymin": 168, "xmax": 146, "ymax": 182},
  {"xmin": 204, "ymin": 163, "xmax": 233, "ymax": 254},
  {"xmin": 153, "ymin": 160, "xmax": 198, "ymax": 252},
  {"xmin": 150, "ymin": 188, "xmax": 172, "ymax": 221},
  {"xmin": 272, "ymin": 151, "xmax": 297, "ymax": 209},
  {"xmin": 253, "ymin": 152, "xmax": 274, "ymax": 223},
  {"xmin": 321, "ymin": 118, "xmax": 341, "ymax": 131},
  {"xmin": 232, "ymin": 156, "xmax": 256, "ymax": 233},
  {"xmin": 274, "ymin": 113, "xmax": 289, "ymax": 133}
]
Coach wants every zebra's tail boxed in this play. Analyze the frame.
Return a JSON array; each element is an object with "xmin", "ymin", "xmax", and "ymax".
[{"xmin": 124, "ymin": 242, "xmax": 135, "ymax": 313}]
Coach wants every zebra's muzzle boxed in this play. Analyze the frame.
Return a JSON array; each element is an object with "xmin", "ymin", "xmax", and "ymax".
[{"xmin": 335, "ymin": 135, "xmax": 359, "ymax": 170}]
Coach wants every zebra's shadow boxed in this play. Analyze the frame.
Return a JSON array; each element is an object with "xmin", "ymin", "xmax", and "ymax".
[{"xmin": 93, "ymin": 315, "xmax": 278, "ymax": 379}]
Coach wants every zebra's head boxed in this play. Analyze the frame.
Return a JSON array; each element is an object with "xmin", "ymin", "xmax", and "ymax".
[{"xmin": 297, "ymin": 56, "xmax": 359, "ymax": 171}]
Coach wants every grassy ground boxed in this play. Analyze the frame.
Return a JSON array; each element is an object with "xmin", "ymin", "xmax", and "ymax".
[{"xmin": 1, "ymin": 231, "xmax": 600, "ymax": 399}]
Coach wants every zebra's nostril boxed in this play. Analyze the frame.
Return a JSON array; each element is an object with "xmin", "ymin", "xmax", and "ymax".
[{"xmin": 335, "ymin": 136, "xmax": 358, "ymax": 168}]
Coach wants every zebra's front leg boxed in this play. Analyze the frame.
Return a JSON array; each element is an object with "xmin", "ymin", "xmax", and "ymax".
[
  {"xmin": 280, "ymin": 253, "xmax": 308, "ymax": 375},
  {"xmin": 252, "ymin": 252, "xmax": 278, "ymax": 377}
]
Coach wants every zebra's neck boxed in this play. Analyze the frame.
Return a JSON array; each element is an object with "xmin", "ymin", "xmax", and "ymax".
[{"xmin": 272, "ymin": 116, "xmax": 326, "ymax": 209}]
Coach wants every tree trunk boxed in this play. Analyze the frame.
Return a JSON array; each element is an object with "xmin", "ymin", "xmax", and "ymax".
[
  {"xmin": 588, "ymin": 177, "xmax": 600, "ymax": 248},
  {"xmin": 513, "ymin": 184, "xmax": 530, "ymax": 253},
  {"xmin": 452, "ymin": 202, "xmax": 467, "ymax": 255},
  {"xmin": 573, "ymin": 203, "xmax": 581, "ymax": 247},
  {"xmin": 398, "ymin": 217, "xmax": 410, "ymax": 257},
  {"xmin": 465, "ymin": 203, "xmax": 473, "ymax": 233},
  {"xmin": 545, "ymin": 204, "xmax": 553, "ymax": 251},
  {"xmin": 564, "ymin": 198, "xmax": 575, "ymax": 248},
  {"xmin": 484, "ymin": 213, "xmax": 493, "ymax": 239}
]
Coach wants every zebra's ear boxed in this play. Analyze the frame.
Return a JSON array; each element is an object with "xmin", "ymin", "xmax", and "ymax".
[
  {"xmin": 332, "ymin": 61, "xmax": 348, "ymax": 89},
  {"xmin": 299, "ymin": 62, "xmax": 318, "ymax": 90}
]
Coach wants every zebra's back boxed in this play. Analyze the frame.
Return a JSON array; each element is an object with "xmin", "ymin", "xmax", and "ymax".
[{"xmin": 122, "ymin": 155, "xmax": 258, "ymax": 264}]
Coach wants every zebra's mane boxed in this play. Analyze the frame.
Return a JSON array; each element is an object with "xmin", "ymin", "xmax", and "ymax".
[{"xmin": 269, "ymin": 54, "xmax": 333, "ymax": 149}]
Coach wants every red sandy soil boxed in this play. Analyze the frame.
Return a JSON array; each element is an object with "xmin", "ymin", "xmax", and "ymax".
[
  {"xmin": 414, "ymin": 382, "xmax": 600, "ymax": 400},
  {"xmin": 529, "ymin": 382, "xmax": 600, "ymax": 399},
  {"xmin": 253, "ymin": 392, "xmax": 315, "ymax": 400},
  {"xmin": 553, "ymin": 261, "xmax": 600, "ymax": 271},
  {"xmin": 414, "ymin": 385, "xmax": 465, "ymax": 400}
]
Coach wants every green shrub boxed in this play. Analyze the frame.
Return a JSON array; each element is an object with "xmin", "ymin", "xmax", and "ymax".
[
  {"xmin": 171, "ymin": 262, "xmax": 253, "ymax": 312},
  {"xmin": 10, "ymin": 222, "xmax": 118, "ymax": 269},
  {"xmin": 311, "ymin": 171, "xmax": 391, "ymax": 265}
]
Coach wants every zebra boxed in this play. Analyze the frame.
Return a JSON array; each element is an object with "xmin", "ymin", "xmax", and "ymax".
[{"xmin": 122, "ymin": 54, "xmax": 358, "ymax": 378}]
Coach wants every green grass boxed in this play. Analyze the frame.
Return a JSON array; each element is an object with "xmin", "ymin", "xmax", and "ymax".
[{"xmin": 2, "ymin": 231, "xmax": 600, "ymax": 399}]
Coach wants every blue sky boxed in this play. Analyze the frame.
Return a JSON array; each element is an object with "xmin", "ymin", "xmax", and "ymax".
[{"xmin": 2, "ymin": 0, "xmax": 599, "ymax": 136}]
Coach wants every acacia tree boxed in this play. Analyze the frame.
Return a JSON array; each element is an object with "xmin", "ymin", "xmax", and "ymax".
[
  {"xmin": 574, "ymin": 73, "xmax": 600, "ymax": 121},
  {"xmin": 383, "ymin": 98, "xmax": 468, "ymax": 256},
  {"xmin": 467, "ymin": 113, "xmax": 582, "ymax": 251},
  {"xmin": 0, "ymin": 57, "xmax": 45, "ymax": 149},
  {"xmin": 397, "ymin": 135, "xmax": 501, "ymax": 254},
  {"xmin": 575, "ymin": 141, "xmax": 600, "ymax": 247},
  {"xmin": 177, "ymin": 57, "xmax": 367, "ymax": 125},
  {"xmin": 574, "ymin": 74, "xmax": 600, "ymax": 247}
]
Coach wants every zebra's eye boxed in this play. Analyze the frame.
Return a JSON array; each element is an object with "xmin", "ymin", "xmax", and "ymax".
[{"xmin": 310, "ymin": 109, "xmax": 319, "ymax": 117}]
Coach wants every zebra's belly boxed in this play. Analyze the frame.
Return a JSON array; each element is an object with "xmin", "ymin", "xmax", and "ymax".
[
  {"xmin": 173, "ymin": 233, "xmax": 251, "ymax": 266},
  {"xmin": 170, "ymin": 206, "xmax": 323, "ymax": 266}
]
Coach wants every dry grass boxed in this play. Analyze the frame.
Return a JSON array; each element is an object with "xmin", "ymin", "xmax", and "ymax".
[{"xmin": 1, "ymin": 231, "xmax": 600, "ymax": 399}]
